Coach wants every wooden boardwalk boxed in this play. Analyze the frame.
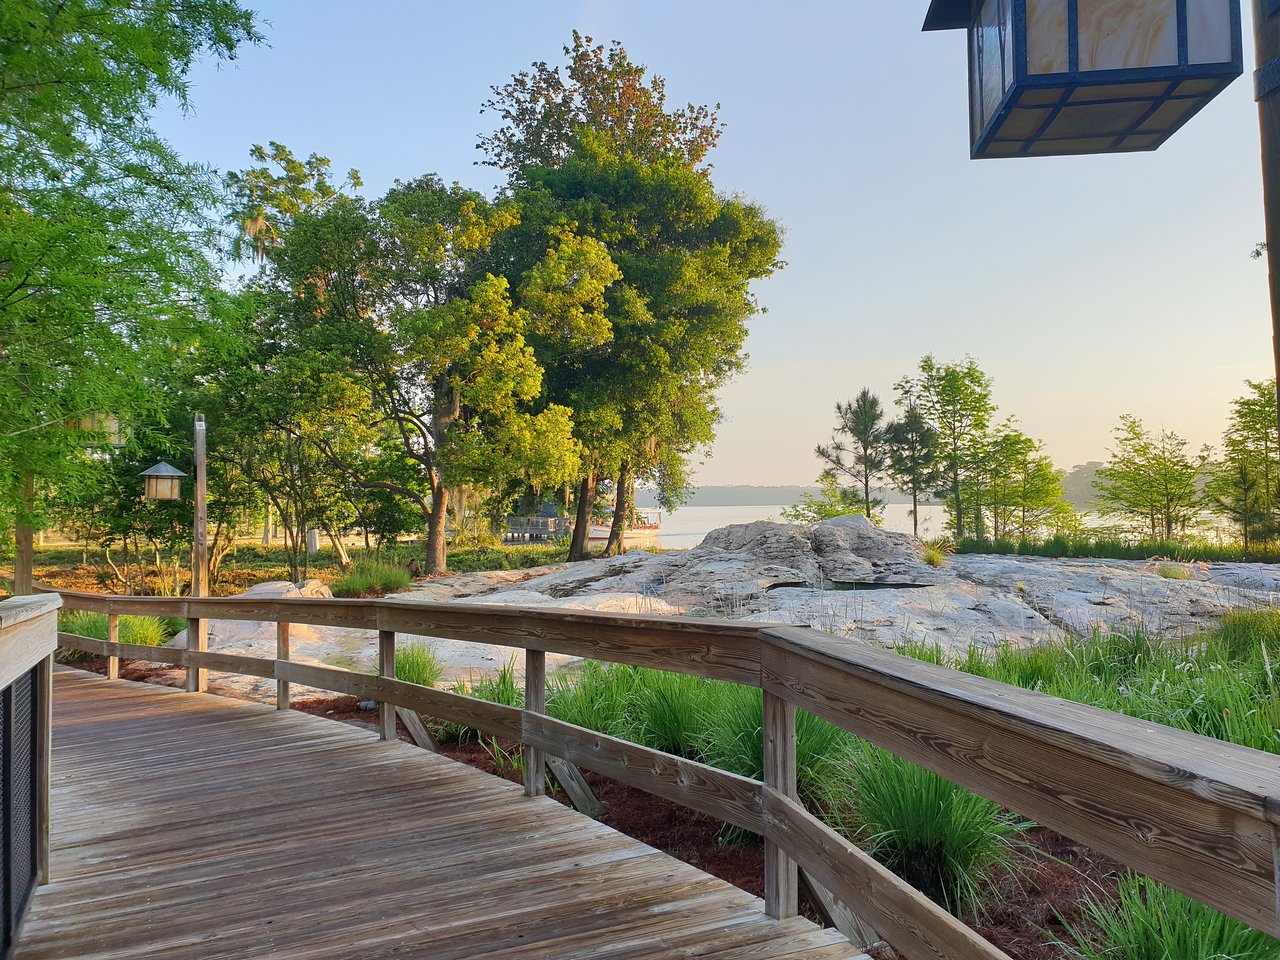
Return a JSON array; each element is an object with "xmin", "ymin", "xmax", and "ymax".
[{"xmin": 14, "ymin": 670, "xmax": 859, "ymax": 960}]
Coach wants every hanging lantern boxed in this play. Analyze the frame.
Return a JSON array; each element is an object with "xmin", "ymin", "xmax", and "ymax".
[
  {"xmin": 140, "ymin": 462, "xmax": 186, "ymax": 502},
  {"xmin": 924, "ymin": 0, "xmax": 1243, "ymax": 159}
]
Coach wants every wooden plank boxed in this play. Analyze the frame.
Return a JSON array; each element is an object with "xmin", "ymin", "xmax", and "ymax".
[
  {"xmin": 758, "ymin": 629, "xmax": 1280, "ymax": 933},
  {"xmin": 192, "ymin": 651, "xmax": 275, "ymax": 680},
  {"xmin": 276, "ymin": 661, "xmax": 379, "ymax": 700},
  {"xmin": 0, "ymin": 606, "xmax": 60, "ymax": 690},
  {"xmin": 521, "ymin": 713, "xmax": 765, "ymax": 835},
  {"xmin": 276, "ymin": 622, "xmax": 290, "ymax": 710},
  {"xmin": 185, "ymin": 614, "xmax": 207, "ymax": 693},
  {"xmin": 762, "ymin": 788, "xmax": 1011, "ymax": 960},
  {"xmin": 378, "ymin": 630, "xmax": 396, "ymax": 741},
  {"xmin": 546, "ymin": 755, "xmax": 604, "ymax": 819},
  {"xmin": 35, "ymin": 654, "xmax": 51, "ymax": 885},
  {"xmin": 106, "ymin": 614, "xmax": 119, "ymax": 681},
  {"xmin": 377, "ymin": 676, "xmax": 523, "ymax": 742},
  {"xmin": 57, "ymin": 634, "xmax": 188, "ymax": 666},
  {"xmin": 0, "ymin": 594, "xmax": 61, "ymax": 631},
  {"xmin": 16, "ymin": 672, "xmax": 863, "ymax": 960},
  {"xmin": 524, "ymin": 649, "xmax": 546, "ymax": 797},
  {"xmin": 763, "ymin": 690, "xmax": 797, "ymax": 920},
  {"xmin": 800, "ymin": 869, "xmax": 879, "ymax": 950},
  {"xmin": 394, "ymin": 707, "xmax": 440, "ymax": 752}
]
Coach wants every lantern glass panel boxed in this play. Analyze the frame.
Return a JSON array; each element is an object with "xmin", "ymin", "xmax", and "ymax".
[
  {"xmin": 979, "ymin": 0, "xmax": 1004, "ymax": 127},
  {"xmin": 1077, "ymin": 0, "xmax": 1178, "ymax": 71},
  {"xmin": 1026, "ymin": 0, "xmax": 1069, "ymax": 74},
  {"xmin": 1188, "ymin": 0, "xmax": 1233, "ymax": 63}
]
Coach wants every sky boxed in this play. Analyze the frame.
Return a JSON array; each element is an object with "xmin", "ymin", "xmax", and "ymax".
[{"xmin": 153, "ymin": 1, "xmax": 1272, "ymax": 486}]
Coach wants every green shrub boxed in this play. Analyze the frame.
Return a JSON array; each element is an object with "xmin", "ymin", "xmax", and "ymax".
[
  {"xmin": 845, "ymin": 742, "xmax": 1025, "ymax": 917},
  {"xmin": 59, "ymin": 610, "xmax": 169, "ymax": 646},
  {"xmin": 57, "ymin": 611, "xmax": 170, "ymax": 661},
  {"xmin": 446, "ymin": 658, "xmax": 523, "ymax": 743},
  {"xmin": 1056, "ymin": 873, "xmax": 1280, "ymax": 960},
  {"xmin": 922, "ymin": 543, "xmax": 947, "ymax": 567},
  {"xmin": 394, "ymin": 640, "xmax": 443, "ymax": 688},
  {"xmin": 625, "ymin": 668, "xmax": 712, "ymax": 758},
  {"xmin": 330, "ymin": 560, "xmax": 411, "ymax": 597},
  {"xmin": 698, "ymin": 684, "xmax": 855, "ymax": 808},
  {"xmin": 547, "ymin": 661, "xmax": 638, "ymax": 738},
  {"xmin": 446, "ymin": 544, "xmax": 567, "ymax": 573}
]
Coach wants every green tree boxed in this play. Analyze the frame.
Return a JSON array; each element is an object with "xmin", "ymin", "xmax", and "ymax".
[
  {"xmin": 779, "ymin": 475, "xmax": 861, "ymax": 525},
  {"xmin": 482, "ymin": 38, "xmax": 782, "ymax": 558},
  {"xmin": 1094, "ymin": 415, "xmax": 1208, "ymax": 540},
  {"xmin": 983, "ymin": 425, "xmax": 1070, "ymax": 541},
  {"xmin": 896, "ymin": 356, "xmax": 994, "ymax": 540},
  {"xmin": 1203, "ymin": 453, "xmax": 1269, "ymax": 550},
  {"xmin": 884, "ymin": 405, "xmax": 941, "ymax": 538},
  {"xmin": 816, "ymin": 389, "xmax": 889, "ymax": 521},
  {"xmin": 478, "ymin": 31, "xmax": 723, "ymax": 175},
  {"xmin": 1, "ymin": 0, "xmax": 260, "ymax": 587}
]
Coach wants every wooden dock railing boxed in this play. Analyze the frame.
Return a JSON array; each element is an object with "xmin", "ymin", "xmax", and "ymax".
[{"xmin": 48, "ymin": 587, "xmax": 1280, "ymax": 958}]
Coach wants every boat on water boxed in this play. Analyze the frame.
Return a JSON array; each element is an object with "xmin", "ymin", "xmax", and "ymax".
[{"xmin": 586, "ymin": 508, "xmax": 662, "ymax": 546}]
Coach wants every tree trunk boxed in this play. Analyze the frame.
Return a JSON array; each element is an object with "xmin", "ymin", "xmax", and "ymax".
[
  {"xmin": 863, "ymin": 470, "xmax": 872, "ymax": 520},
  {"xmin": 568, "ymin": 471, "xmax": 596, "ymax": 562},
  {"xmin": 326, "ymin": 526, "xmax": 351, "ymax": 568},
  {"xmin": 910, "ymin": 489, "xmax": 920, "ymax": 538},
  {"xmin": 425, "ymin": 485, "xmax": 449, "ymax": 574},
  {"xmin": 262, "ymin": 506, "xmax": 271, "ymax": 545},
  {"xmin": 604, "ymin": 461, "xmax": 633, "ymax": 558},
  {"xmin": 13, "ymin": 473, "xmax": 35, "ymax": 596},
  {"xmin": 953, "ymin": 477, "xmax": 965, "ymax": 540}
]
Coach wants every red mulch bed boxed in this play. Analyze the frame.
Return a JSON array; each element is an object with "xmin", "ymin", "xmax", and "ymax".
[{"xmin": 67, "ymin": 667, "xmax": 1117, "ymax": 959}]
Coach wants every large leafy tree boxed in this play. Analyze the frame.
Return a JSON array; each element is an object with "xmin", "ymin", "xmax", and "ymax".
[
  {"xmin": 896, "ymin": 356, "xmax": 994, "ymax": 540},
  {"xmin": 478, "ymin": 31, "xmax": 723, "ymax": 176},
  {"xmin": 237, "ymin": 153, "xmax": 608, "ymax": 573},
  {"xmin": 1, "ymin": 0, "xmax": 260, "ymax": 589},
  {"xmin": 982, "ymin": 425, "xmax": 1070, "ymax": 541},
  {"xmin": 483, "ymin": 36, "xmax": 782, "ymax": 558}
]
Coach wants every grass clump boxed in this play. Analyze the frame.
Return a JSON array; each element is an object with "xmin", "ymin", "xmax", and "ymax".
[
  {"xmin": 330, "ymin": 560, "xmax": 411, "ymax": 598},
  {"xmin": 1156, "ymin": 563, "xmax": 1192, "ymax": 580},
  {"xmin": 624, "ymin": 668, "xmax": 710, "ymax": 758},
  {"xmin": 394, "ymin": 640, "xmax": 444, "ymax": 688},
  {"xmin": 698, "ymin": 684, "xmax": 855, "ymax": 808},
  {"xmin": 548, "ymin": 661, "xmax": 639, "ymax": 738},
  {"xmin": 922, "ymin": 542, "xmax": 948, "ymax": 567},
  {"xmin": 1056, "ymin": 873, "xmax": 1280, "ymax": 960},
  {"xmin": 843, "ymin": 742, "xmax": 1026, "ymax": 918},
  {"xmin": 57, "ymin": 610, "xmax": 171, "ymax": 661}
]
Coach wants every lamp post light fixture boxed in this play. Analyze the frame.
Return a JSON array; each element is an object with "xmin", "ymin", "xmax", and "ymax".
[
  {"xmin": 139, "ymin": 462, "xmax": 186, "ymax": 502},
  {"xmin": 924, "ymin": 0, "xmax": 1243, "ymax": 158}
]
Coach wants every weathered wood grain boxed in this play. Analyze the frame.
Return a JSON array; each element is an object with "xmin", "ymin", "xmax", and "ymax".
[
  {"xmin": 759, "ymin": 628, "xmax": 1280, "ymax": 933},
  {"xmin": 762, "ymin": 788, "xmax": 1009, "ymax": 960},
  {"xmin": 763, "ymin": 690, "xmax": 797, "ymax": 920},
  {"xmin": 276, "ymin": 621, "xmax": 290, "ymax": 710},
  {"xmin": 546, "ymin": 755, "xmax": 604, "ymax": 819},
  {"xmin": 0, "ymin": 602, "xmax": 60, "ymax": 690},
  {"xmin": 377, "ymin": 676, "xmax": 524, "ymax": 742},
  {"xmin": 521, "ymin": 713, "xmax": 765, "ymax": 836},
  {"xmin": 106, "ymin": 614, "xmax": 119, "ymax": 681},
  {"xmin": 800, "ymin": 869, "xmax": 880, "ymax": 950},
  {"xmin": 378, "ymin": 630, "xmax": 396, "ymax": 741},
  {"xmin": 16, "ymin": 670, "xmax": 858, "ymax": 960},
  {"xmin": 394, "ymin": 707, "xmax": 440, "ymax": 752},
  {"xmin": 525, "ymin": 649, "xmax": 547, "ymax": 797}
]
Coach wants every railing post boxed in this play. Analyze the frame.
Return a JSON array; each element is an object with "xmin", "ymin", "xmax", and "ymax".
[
  {"xmin": 106, "ymin": 613, "xmax": 119, "ymax": 680},
  {"xmin": 276, "ymin": 621, "xmax": 290, "ymax": 710},
  {"xmin": 523, "ymin": 650, "xmax": 546, "ymax": 797},
  {"xmin": 763, "ymin": 689, "xmax": 798, "ymax": 920},
  {"xmin": 378, "ymin": 629, "xmax": 396, "ymax": 740}
]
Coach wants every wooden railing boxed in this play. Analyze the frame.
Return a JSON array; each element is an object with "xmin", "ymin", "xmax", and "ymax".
[
  {"xmin": 48, "ymin": 586, "xmax": 1280, "ymax": 958},
  {"xmin": 0, "ymin": 593, "xmax": 59, "ymax": 960}
]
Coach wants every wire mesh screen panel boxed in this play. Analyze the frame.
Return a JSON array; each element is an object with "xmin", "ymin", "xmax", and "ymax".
[{"xmin": 1, "ymin": 668, "xmax": 39, "ymax": 960}]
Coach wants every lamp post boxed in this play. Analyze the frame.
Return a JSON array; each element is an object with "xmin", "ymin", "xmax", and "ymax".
[{"xmin": 140, "ymin": 414, "xmax": 207, "ymax": 692}]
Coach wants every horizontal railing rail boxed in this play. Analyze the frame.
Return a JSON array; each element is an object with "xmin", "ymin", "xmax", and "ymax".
[{"xmin": 45, "ymin": 583, "xmax": 1280, "ymax": 955}]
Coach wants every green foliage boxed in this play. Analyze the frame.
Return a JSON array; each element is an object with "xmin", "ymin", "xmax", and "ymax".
[
  {"xmin": 1, "ymin": 0, "xmax": 260, "ymax": 549},
  {"xmin": 816, "ymin": 388, "xmax": 889, "ymax": 521},
  {"xmin": 953, "ymin": 536, "xmax": 1280, "ymax": 563},
  {"xmin": 885, "ymin": 405, "xmax": 943, "ymax": 537},
  {"xmin": 697, "ymin": 684, "xmax": 854, "ymax": 808},
  {"xmin": 897, "ymin": 356, "xmax": 994, "ymax": 541},
  {"xmin": 445, "ymin": 658, "xmax": 523, "ymax": 743},
  {"xmin": 1095, "ymin": 415, "xmax": 1208, "ymax": 541},
  {"xmin": 394, "ymin": 641, "xmax": 444, "ymax": 689},
  {"xmin": 843, "ymin": 742, "xmax": 1025, "ymax": 917},
  {"xmin": 623, "ymin": 669, "xmax": 710, "ymax": 758},
  {"xmin": 1055, "ymin": 873, "xmax": 1280, "ymax": 960},
  {"xmin": 922, "ymin": 543, "xmax": 948, "ymax": 567},
  {"xmin": 57, "ymin": 611, "xmax": 170, "ymax": 660},
  {"xmin": 1156, "ymin": 563, "xmax": 1192, "ymax": 580},
  {"xmin": 547, "ymin": 661, "xmax": 639, "ymax": 738},
  {"xmin": 780, "ymin": 475, "xmax": 860, "ymax": 525},
  {"xmin": 443, "ymin": 543, "xmax": 568, "ymax": 572},
  {"xmin": 330, "ymin": 560, "xmax": 412, "ymax": 598}
]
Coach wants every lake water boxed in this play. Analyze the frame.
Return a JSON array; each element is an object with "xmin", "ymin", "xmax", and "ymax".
[{"xmin": 654, "ymin": 503, "xmax": 949, "ymax": 551}]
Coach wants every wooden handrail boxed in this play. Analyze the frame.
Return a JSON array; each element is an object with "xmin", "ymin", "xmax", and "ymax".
[{"xmin": 49, "ymin": 586, "xmax": 1280, "ymax": 950}]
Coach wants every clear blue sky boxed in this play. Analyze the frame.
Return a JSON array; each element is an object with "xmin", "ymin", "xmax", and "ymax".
[{"xmin": 154, "ymin": 1, "xmax": 1270, "ymax": 485}]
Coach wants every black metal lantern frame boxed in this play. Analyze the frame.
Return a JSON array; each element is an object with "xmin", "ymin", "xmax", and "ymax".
[{"xmin": 926, "ymin": 0, "xmax": 1243, "ymax": 159}]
